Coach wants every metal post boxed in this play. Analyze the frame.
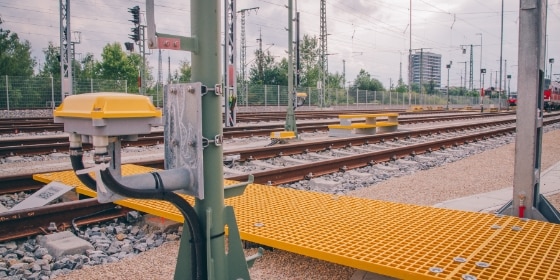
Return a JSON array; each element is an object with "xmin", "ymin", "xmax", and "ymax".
[
  {"xmin": 446, "ymin": 63, "xmax": 451, "ymax": 110},
  {"xmin": 346, "ymin": 87, "xmax": 348, "ymax": 107},
  {"xmin": 285, "ymin": 0, "xmax": 296, "ymax": 134},
  {"xmin": 481, "ymin": 68, "xmax": 486, "ymax": 112},
  {"xmin": 5, "ymin": 75, "xmax": 9, "ymax": 111},
  {"xmin": 497, "ymin": 0, "xmax": 559, "ymax": 223},
  {"xmin": 50, "ymin": 75, "xmax": 54, "ymax": 110},
  {"xmin": 277, "ymin": 85, "xmax": 280, "ymax": 107},
  {"xmin": 59, "ymin": 0, "xmax": 72, "ymax": 100},
  {"xmin": 477, "ymin": 33, "xmax": 483, "ymax": 92},
  {"xmin": 90, "ymin": 78, "xmax": 93, "ymax": 93},
  {"xmin": 550, "ymin": 58, "xmax": 555, "ymax": 81},
  {"xmin": 173, "ymin": 1, "xmax": 240, "ymax": 279},
  {"xmin": 507, "ymin": 74, "xmax": 511, "ymax": 111},
  {"xmin": 308, "ymin": 87, "xmax": 311, "ymax": 107},
  {"xmin": 408, "ymin": 0, "xmax": 412, "ymax": 106},
  {"xmin": 264, "ymin": 84, "xmax": 267, "ymax": 107},
  {"xmin": 498, "ymin": 0, "xmax": 504, "ymax": 111}
]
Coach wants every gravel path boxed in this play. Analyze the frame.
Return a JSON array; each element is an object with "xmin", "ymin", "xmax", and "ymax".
[{"xmin": 49, "ymin": 129, "xmax": 560, "ymax": 280}]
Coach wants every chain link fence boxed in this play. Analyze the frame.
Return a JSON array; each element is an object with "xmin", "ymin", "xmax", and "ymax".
[
  {"xmin": 1, "ymin": 76, "xmax": 501, "ymax": 111},
  {"xmin": 0, "ymin": 76, "xmax": 128, "ymax": 110},
  {"xmin": 237, "ymin": 84, "xmax": 494, "ymax": 109}
]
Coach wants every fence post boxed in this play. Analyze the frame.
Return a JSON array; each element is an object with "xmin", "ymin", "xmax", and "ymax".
[
  {"xmin": 277, "ymin": 85, "xmax": 280, "ymax": 107},
  {"xmin": 90, "ymin": 78, "xmax": 93, "ymax": 93},
  {"xmin": 5, "ymin": 75, "xmax": 9, "ymax": 111},
  {"xmin": 346, "ymin": 87, "xmax": 348, "ymax": 108},
  {"xmin": 356, "ymin": 89, "xmax": 358, "ymax": 108},
  {"xmin": 307, "ymin": 87, "xmax": 311, "ymax": 107},
  {"xmin": 264, "ymin": 85, "xmax": 267, "ymax": 107},
  {"xmin": 51, "ymin": 75, "xmax": 55, "ymax": 109},
  {"xmin": 125, "ymin": 80, "xmax": 128, "ymax": 93}
]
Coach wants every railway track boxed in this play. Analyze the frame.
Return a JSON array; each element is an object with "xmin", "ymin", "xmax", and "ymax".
[
  {"xmin": 0, "ymin": 112, "xmax": 513, "ymax": 157},
  {"xmin": 1, "ymin": 109, "xmax": 490, "ymax": 135},
  {"xmin": 2, "ymin": 113, "xmax": 557, "ymax": 243}
]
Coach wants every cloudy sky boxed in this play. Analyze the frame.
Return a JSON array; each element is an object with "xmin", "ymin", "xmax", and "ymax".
[{"xmin": 1, "ymin": 0, "xmax": 559, "ymax": 92}]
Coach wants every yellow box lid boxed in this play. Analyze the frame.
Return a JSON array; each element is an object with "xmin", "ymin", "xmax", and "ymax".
[{"xmin": 54, "ymin": 92, "xmax": 162, "ymax": 119}]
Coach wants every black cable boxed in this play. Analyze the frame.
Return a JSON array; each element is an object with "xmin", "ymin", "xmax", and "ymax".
[
  {"xmin": 69, "ymin": 147, "xmax": 97, "ymax": 191},
  {"xmin": 100, "ymin": 168, "xmax": 206, "ymax": 280},
  {"xmin": 71, "ymin": 205, "xmax": 121, "ymax": 233}
]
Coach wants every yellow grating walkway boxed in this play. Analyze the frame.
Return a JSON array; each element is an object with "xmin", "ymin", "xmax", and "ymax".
[{"xmin": 35, "ymin": 164, "xmax": 560, "ymax": 280}]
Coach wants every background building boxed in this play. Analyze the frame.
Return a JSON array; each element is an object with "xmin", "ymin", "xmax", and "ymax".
[{"xmin": 410, "ymin": 51, "xmax": 442, "ymax": 89}]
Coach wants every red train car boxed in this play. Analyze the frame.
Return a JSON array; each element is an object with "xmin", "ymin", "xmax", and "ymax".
[{"xmin": 545, "ymin": 80, "xmax": 560, "ymax": 110}]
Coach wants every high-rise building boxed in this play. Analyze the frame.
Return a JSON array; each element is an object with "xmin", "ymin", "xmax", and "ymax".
[{"xmin": 410, "ymin": 51, "xmax": 442, "ymax": 88}]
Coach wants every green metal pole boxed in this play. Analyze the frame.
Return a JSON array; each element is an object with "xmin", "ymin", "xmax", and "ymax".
[
  {"xmin": 285, "ymin": 0, "xmax": 297, "ymax": 135},
  {"xmin": 174, "ymin": 0, "xmax": 226, "ymax": 279}
]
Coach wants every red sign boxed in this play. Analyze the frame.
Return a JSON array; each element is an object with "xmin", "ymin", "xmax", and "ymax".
[{"xmin": 480, "ymin": 88, "xmax": 485, "ymax": 97}]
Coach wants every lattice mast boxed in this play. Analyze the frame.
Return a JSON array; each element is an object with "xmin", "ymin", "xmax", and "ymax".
[
  {"xmin": 238, "ymin": 7, "xmax": 259, "ymax": 107},
  {"xmin": 319, "ymin": 0, "xmax": 327, "ymax": 106},
  {"xmin": 59, "ymin": 0, "xmax": 72, "ymax": 99},
  {"xmin": 224, "ymin": 0, "xmax": 237, "ymax": 126}
]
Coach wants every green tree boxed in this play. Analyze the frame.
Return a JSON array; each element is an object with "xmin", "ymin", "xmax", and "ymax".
[
  {"xmin": 172, "ymin": 59, "xmax": 191, "ymax": 82},
  {"xmin": 97, "ymin": 42, "xmax": 139, "ymax": 91},
  {"xmin": 299, "ymin": 34, "xmax": 320, "ymax": 87},
  {"xmin": 395, "ymin": 83, "xmax": 408, "ymax": 94},
  {"xmin": 248, "ymin": 50, "xmax": 288, "ymax": 85},
  {"xmin": 351, "ymin": 69, "xmax": 384, "ymax": 91},
  {"xmin": 38, "ymin": 42, "xmax": 60, "ymax": 78},
  {"xmin": 80, "ymin": 53, "xmax": 97, "ymax": 79},
  {"xmin": 0, "ymin": 23, "xmax": 35, "ymax": 76}
]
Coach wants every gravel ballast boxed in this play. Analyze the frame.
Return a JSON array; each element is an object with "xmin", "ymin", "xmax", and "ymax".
[{"xmin": 44, "ymin": 129, "xmax": 560, "ymax": 280}]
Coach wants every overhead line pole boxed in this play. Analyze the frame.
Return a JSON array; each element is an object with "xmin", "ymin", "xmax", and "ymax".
[
  {"xmin": 498, "ymin": 0, "xmax": 504, "ymax": 110},
  {"xmin": 320, "ymin": 0, "xmax": 328, "ymax": 107},
  {"xmin": 238, "ymin": 6, "xmax": 259, "ymax": 107},
  {"xmin": 408, "ymin": 0, "xmax": 412, "ymax": 106}
]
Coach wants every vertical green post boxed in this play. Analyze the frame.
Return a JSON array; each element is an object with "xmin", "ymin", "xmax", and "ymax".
[
  {"xmin": 174, "ymin": 0, "xmax": 227, "ymax": 279},
  {"xmin": 285, "ymin": 0, "xmax": 297, "ymax": 135}
]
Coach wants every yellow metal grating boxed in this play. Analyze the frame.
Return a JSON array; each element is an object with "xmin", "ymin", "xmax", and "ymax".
[{"xmin": 34, "ymin": 165, "xmax": 560, "ymax": 280}]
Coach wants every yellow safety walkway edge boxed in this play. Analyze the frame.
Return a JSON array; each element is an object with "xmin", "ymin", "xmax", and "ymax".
[{"xmin": 34, "ymin": 165, "xmax": 560, "ymax": 280}]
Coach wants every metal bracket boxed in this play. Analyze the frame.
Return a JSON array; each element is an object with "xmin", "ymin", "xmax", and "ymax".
[
  {"xmin": 201, "ymin": 84, "xmax": 222, "ymax": 96},
  {"xmin": 164, "ymin": 83, "xmax": 204, "ymax": 199},
  {"xmin": 202, "ymin": 134, "xmax": 223, "ymax": 148},
  {"xmin": 224, "ymin": 174, "xmax": 254, "ymax": 199}
]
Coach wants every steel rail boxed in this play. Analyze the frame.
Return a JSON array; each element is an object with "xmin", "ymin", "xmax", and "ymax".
[
  {"xmin": 0, "ymin": 113, "xmax": 514, "ymax": 157},
  {"xmin": 226, "ymin": 117, "xmax": 560, "ymax": 185},
  {"xmin": 0, "ymin": 198, "xmax": 130, "ymax": 242}
]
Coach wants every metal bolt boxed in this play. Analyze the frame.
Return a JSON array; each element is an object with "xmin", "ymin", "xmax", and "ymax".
[
  {"xmin": 429, "ymin": 267, "xmax": 443, "ymax": 273},
  {"xmin": 187, "ymin": 86, "xmax": 195, "ymax": 93},
  {"xmin": 453, "ymin": 257, "xmax": 467, "ymax": 263},
  {"xmin": 48, "ymin": 222, "xmax": 57, "ymax": 231},
  {"xmin": 512, "ymin": 226, "xmax": 522, "ymax": 231},
  {"xmin": 254, "ymin": 222, "xmax": 264, "ymax": 227},
  {"xmin": 462, "ymin": 274, "xmax": 477, "ymax": 280},
  {"xmin": 491, "ymin": 224, "xmax": 501, "ymax": 229},
  {"xmin": 475, "ymin": 261, "xmax": 490, "ymax": 268}
]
